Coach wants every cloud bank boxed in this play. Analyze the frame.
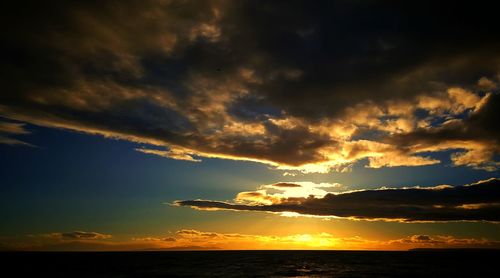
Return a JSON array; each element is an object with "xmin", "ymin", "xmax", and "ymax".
[{"xmin": 175, "ymin": 178, "xmax": 500, "ymax": 222}]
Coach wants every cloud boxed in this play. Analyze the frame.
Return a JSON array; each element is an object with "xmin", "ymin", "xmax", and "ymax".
[
  {"xmin": 0, "ymin": 136, "xmax": 34, "ymax": 147},
  {"xmin": 386, "ymin": 234, "xmax": 500, "ymax": 250},
  {"xmin": 40, "ymin": 231, "xmax": 112, "ymax": 240},
  {"xmin": 0, "ymin": 230, "xmax": 116, "ymax": 250},
  {"xmin": 232, "ymin": 181, "xmax": 344, "ymax": 205},
  {"xmin": 175, "ymin": 178, "xmax": 500, "ymax": 222},
  {"xmin": 0, "ymin": 121, "xmax": 30, "ymax": 134},
  {"xmin": 478, "ymin": 77, "xmax": 497, "ymax": 90},
  {"xmin": 271, "ymin": 182, "xmax": 303, "ymax": 188},
  {"xmin": 388, "ymin": 93, "xmax": 500, "ymax": 171},
  {"xmin": 1, "ymin": 1, "xmax": 499, "ymax": 172},
  {"xmin": 0, "ymin": 120, "xmax": 34, "ymax": 146},
  {"xmin": 133, "ymin": 237, "xmax": 176, "ymax": 242},
  {"xmin": 135, "ymin": 147, "xmax": 201, "ymax": 162}
]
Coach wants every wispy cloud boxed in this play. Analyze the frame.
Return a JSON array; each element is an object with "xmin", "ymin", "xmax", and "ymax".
[
  {"xmin": 135, "ymin": 147, "xmax": 201, "ymax": 162},
  {"xmin": 0, "ymin": 121, "xmax": 34, "ymax": 146}
]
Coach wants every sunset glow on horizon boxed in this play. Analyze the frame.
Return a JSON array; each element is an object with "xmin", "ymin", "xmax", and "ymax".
[{"xmin": 1, "ymin": 0, "xmax": 499, "ymax": 252}]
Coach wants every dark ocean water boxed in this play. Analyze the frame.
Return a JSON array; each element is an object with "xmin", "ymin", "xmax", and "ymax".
[{"xmin": 1, "ymin": 250, "xmax": 498, "ymax": 277}]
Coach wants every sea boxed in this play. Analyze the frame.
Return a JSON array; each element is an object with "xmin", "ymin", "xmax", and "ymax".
[{"xmin": 1, "ymin": 250, "xmax": 498, "ymax": 277}]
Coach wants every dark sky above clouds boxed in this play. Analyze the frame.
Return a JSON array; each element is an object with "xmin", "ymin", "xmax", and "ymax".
[{"xmin": 0, "ymin": 0, "xmax": 499, "ymax": 250}]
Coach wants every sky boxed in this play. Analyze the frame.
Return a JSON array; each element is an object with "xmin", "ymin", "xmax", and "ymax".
[{"xmin": 0, "ymin": 0, "xmax": 499, "ymax": 251}]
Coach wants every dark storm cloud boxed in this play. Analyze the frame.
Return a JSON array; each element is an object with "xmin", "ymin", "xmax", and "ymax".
[
  {"xmin": 175, "ymin": 178, "xmax": 500, "ymax": 222},
  {"xmin": 229, "ymin": 1, "xmax": 500, "ymax": 119},
  {"xmin": 0, "ymin": 0, "xmax": 216, "ymax": 145},
  {"xmin": 1, "ymin": 0, "xmax": 499, "ymax": 171}
]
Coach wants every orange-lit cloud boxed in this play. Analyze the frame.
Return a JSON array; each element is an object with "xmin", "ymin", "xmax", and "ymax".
[{"xmin": 3, "ymin": 83, "xmax": 497, "ymax": 173}]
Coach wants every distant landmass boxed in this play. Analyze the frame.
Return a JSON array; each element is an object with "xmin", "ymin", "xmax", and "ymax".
[{"xmin": 409, "ymin": 248, "xmax": 500, "ymax": 252}]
